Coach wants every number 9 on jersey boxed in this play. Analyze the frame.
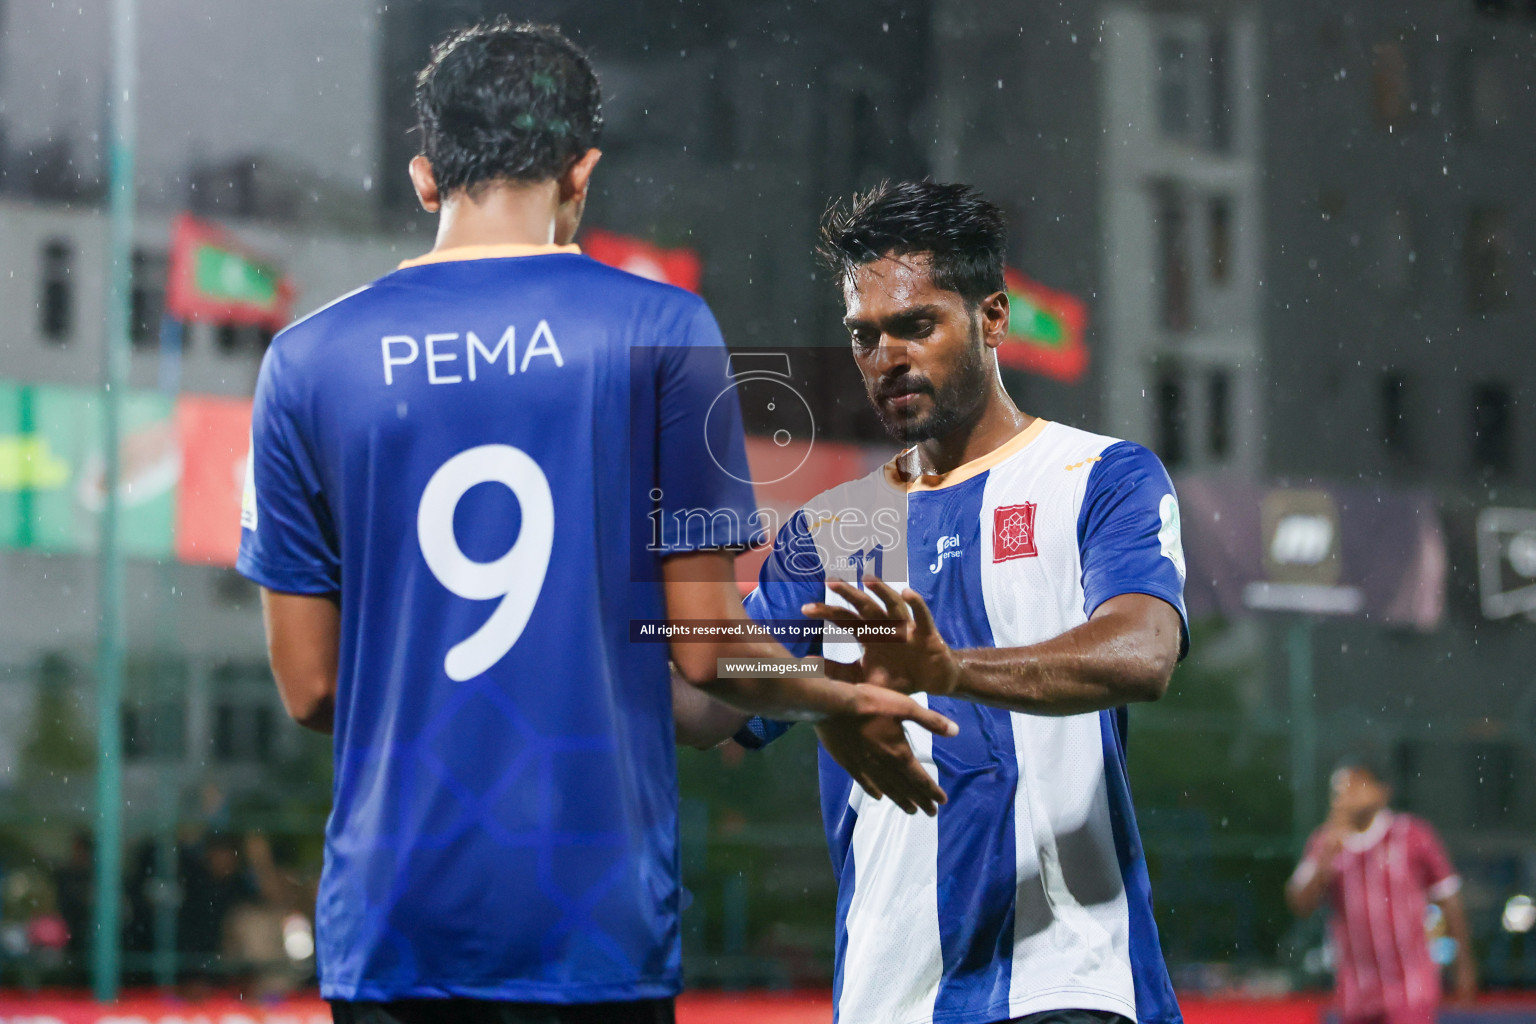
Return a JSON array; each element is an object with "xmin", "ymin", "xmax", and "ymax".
[{"xmin": 417, "ymin": 444, "xmax": 555, "ymax": 681}]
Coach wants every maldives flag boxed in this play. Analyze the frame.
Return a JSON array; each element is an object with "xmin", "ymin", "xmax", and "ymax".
[
  {"xmin": 998, "ymin": 268, "xmax": 1089, "ymax": 384},
  {"xmin": 582, "ymin": 228, "xmax": 702, "ymax": 293},
  {"xmin": 165, "ymin": 213, "xmax": 295, "ymax": 329}
]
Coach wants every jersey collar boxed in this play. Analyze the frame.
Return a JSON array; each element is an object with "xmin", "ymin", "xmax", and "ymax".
[
  {"xmin": 1341, "ymin": 809, "xmax": 1394, "ymax": 852},
  {"xmin": 397, "ymin": 243, "xmax": 581, "ymax": 269},
  {"xmin": 901, "ymin": 417, "xmax": 1050, "ymax": 493}
]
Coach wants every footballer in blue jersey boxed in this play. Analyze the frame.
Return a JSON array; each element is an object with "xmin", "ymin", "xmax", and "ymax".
[
  {"xmin": 240, "ymin": 24, "xmax": 955, "ymax": 1024},
  {"xmin": 677, "ymin": 182, "xmax": 1189, "ymax": 1024}
]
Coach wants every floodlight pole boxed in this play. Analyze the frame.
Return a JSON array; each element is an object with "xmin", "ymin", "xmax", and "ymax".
[{"xmin": 93, "ymin": 0, "xmax": 136, "ymax": 1003}]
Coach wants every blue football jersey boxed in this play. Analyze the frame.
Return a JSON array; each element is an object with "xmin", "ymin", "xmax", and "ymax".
[
  {"xmin": 740, "ymin": 420, "xmax": 1188, "ymax": 1024},
  {"xmin": 237, "ymin": 245, "xmax": 757, "ymax": 1003}
]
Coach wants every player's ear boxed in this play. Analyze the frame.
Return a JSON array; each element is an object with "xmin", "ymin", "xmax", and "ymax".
[
  {"xmin": 979, "ymin": 290, "xmax": 1010, "ymax": 350},
  {"xmin": 409, "ymin": 155, "xmax": 442, "ymax": 213},
  {"xmin": 560, "ymin": 148, "xmax": 603, "ymax": 205}
]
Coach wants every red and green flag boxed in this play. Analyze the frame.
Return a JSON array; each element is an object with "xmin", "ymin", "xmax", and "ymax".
[
  {"xmin": 998, "ymin": 268, "xmax": 1089, "ymax": 384},
  {"xmin": 582, "ymin": 228, "xmax": 702, "ymax": 293},
  {"xmin": 166, "ymin": 213, "xmax": 295, "ymax": 329}
]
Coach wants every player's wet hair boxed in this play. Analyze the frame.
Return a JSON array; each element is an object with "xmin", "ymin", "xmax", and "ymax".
[
  {"xmin": 414, "ymin": 19, "xmax": 602, "ymax": 196},
  {"xmin": 1334, "ymin": 748, "xmax": 1392, "ymax": 785},
  {"xmin": 817, "ymin": 180, "xmax": 1007, "ymax": 306}
]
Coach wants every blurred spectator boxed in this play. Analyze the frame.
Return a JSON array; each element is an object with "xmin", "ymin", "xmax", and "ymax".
[
  {"xmin": 198, "ymin": 781, "xmax": 232, "ymax": 830},
  {"xmin": 1287, "ymin": 753, "xmax": 1478, "ymax": 1024},
  {"xmin": 51, "ymin": 830, "xmax": 92, "ymax": 963},
  {"xmin": 122, "ymin": 836, "xmax": 159, "ymax": 971},
  {"xmin": 220, "ymin": 833, "xmax": 311, "ymax": 997},
  {"xmin": 2, "ymin": 864, "xmax": 67, "ymax": 984},
  {"xmin": 176, "ymin": 831, "xmax": 288, "ymax": 987}
]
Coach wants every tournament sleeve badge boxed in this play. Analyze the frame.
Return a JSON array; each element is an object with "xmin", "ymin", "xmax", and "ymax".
[{"xmin": 240, "ymin": 429, "xmax": 258, "ymax": 531}]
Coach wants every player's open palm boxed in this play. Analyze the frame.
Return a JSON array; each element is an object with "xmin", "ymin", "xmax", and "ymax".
[
  {"xmin": 817, "ymin": 703, "xmax": 947, "ymax": 816},
  {"xmin": 807, "ymin": 579, "xmax": 961, "ymax": 697}
]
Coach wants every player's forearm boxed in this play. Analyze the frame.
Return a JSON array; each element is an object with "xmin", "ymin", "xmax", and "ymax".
[
  {"xmin": 1439, "ymin": 893, "xmax": 1477, "ymax": 966},
  {"xmin": 673, "ymin": 622, "xmax": 867, "ymax": 721},
  {"xmin": 696, "ymin": 672, "xmax": 859, "ymax": 722},
  {"xmin": 949, "ymin": 612, "xmax": 1175, "ymax": 715},
  {"xmin": 671, "ymin": 621, "xmax": 853, "ymax": 720},
  {"xmin": 671, "ymin": 666, "xmax": 751, "ymax": 748},
  {"xmin": 261, "ymin": 589, "xmax": 340, "ymax": 734},
  {"xmin": 1285, "ymin": 863, "xmax": 1331, "ymax": 917}
]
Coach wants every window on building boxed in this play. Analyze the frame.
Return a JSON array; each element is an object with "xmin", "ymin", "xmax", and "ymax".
[
  {"xmin": 39, "ymin": 239, "xmax": 74, "ymax": 342},
  {"xmin": 1156, "ymin": 34, "xmax": 1194, "ymax": 142},
  {"xmin": 122, "ymin": 701, "xmax": 186, "ymax": 761},
  {"xmin": 1317, "ymin": 188, "xmax": 1347, "ymax": 222},
  {"xmin": 1156, "ymin": 369, "xmax": 1186, "ymax": 469},
  {"xmin": 214, "ymin": 702, "xmax": 275, "ymax": 762},
  {"xmin": 130, "ymin": 249, "xmax": 168, "ymax": 348},
  {"xmin": 1376, "ymin": 206, "xmax": 1417, "ymax": 293},
  {"xmin": 1207, "ymin": 371, "xmax": 1230, "ymax": 461},
  {"xmin": 1464, "ymin": 51, "xmax": 1509, "ymax": 132},
  {"xmin": 1465, "ymin": 206, "xmax": 1510, "ymax": 314},
  {"xmin": 1379, "ymin": 370, "xmax": 1411, "ymax": 459},
  {"xmin": 213, "ymin": 569, "xmax": 258, "ymax": 609},
  {"xmin": 1156, "ymin": 185, "xmax": 1193, "ymax": 332},
  {"xmin": 123, "ymin": 658, "xmax": 188, "ymax": 761},
  {"xmin": 1471, "ymin": 382, "xmax": 1512, "ymax": 477},
  {"xmin": 1208, "ymin": 197, "xmax": 1232, "ymax": 285},
  {"xmin": 1155, "ymin": 19, "xmax": 1237, "ymax": 151},
  {"xmin": 1392, "ymin": 739, "xmax": 1421, "ymax": 811},
  {"xmin": 850, "ymin": 91, "xmax": 884, "ymax": 183},
  {"xmin": 1465, "ymin": 741, "xmax": 1515, "ymax": 828},
  {"xmin": 1371, "ymin": 42, "xmax": 1412, "ymax": 129},
  {"xmin": 700, "ymin": 62, "xmax": 736, "ymax": 162},
  {"xmin": 1208, "ymin": 26, "xmax": 1232, "ymax": 152},
  {"xmin": 215, "ymin": 323, "xmax": 274, "ymax": 356}
]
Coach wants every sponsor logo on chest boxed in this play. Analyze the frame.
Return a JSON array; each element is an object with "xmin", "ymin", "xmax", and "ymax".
[
  {"xmin": 993, "ymin": 502, "xmax": 1039, "ymax": 562},
  {"xmin": 929, "ymin": 533, "xmax": 962, "ymax": 574}
]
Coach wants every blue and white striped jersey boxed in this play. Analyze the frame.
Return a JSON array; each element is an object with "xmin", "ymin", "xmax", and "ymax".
[{"xmin": 741, "ymin": 419, "xmax": 1188, "ymax": 1024}]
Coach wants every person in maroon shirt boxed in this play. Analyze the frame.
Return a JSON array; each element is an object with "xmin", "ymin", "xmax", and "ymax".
[{"xmin": 1287, "ymin": 754, "xmax": 1478, "ymax": 1024}]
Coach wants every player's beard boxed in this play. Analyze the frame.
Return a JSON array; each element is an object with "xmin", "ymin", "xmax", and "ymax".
[{"xmin": 868, "ymin": 319, "xmax": 991, "ymax": 445}]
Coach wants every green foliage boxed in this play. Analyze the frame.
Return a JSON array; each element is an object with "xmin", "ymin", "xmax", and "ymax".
[
  {"xmin": 21, "ymin": 655, "xmax": 93, "ymax": 782},
  {"xmin": 1129, "ymin": 618, "xmax": 1298, "ymax": 967},
  {"xmin": 676, "ymin": 726, "xmax": 836, "ymax": 986}
]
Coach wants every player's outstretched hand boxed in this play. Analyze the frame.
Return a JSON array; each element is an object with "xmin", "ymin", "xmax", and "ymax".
[
  {"xmin": 806, "ymin": 579, "xmax": 961, "ymax": 697},
  {"xmin": 818, "ymin": 695, "xmax": 948, "ymax": 816},
  {"xmin": 844, "ymin": 676, "xmax": 958, "ymax": 737}
]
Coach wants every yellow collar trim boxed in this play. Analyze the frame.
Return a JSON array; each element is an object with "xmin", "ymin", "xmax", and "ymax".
[
  {"xmin": 903, "ymin": 418, "xmax": 1050, "ymax": 493},
  {"xmin": 398, "ymin": 243, "xmax": 581, "ymax": 269}
]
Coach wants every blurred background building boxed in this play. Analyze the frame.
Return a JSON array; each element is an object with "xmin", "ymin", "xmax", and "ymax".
[{"xmin": 0, "ymin": 0, "xmax": 1534, "ymax": 998}]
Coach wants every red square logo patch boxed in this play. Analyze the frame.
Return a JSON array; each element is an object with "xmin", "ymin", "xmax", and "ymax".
[{"xmin": 993, "ymin": 503, "xmax": 1039, "ymax": 562}]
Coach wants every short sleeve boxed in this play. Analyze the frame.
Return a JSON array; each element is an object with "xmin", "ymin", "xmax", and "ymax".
[
  {"xmin": 1077, "ymin": 441, "xmax": 1190, "ymax": 658},
  {"xmin": 1409, "ymin": 818, "xmax": 1461, "ymax": 900},
  {"xmin": 652, "ymin": 302, "xmax": 761, "ymax": 554},
  {"xmin": 1289, "ymin": 827, "xmax": 1339, "ymax": 895},
  {"xmin": 734, "ymin": 716, "xmax": 795, "ymax": 750},
  {"xmin": 735, "ymin": 510, "xmax": 826, "ymax": 749},
  {"xmin": 236, "ymin": 345, "xmax": 341, "ymax": 595},
  {"xmin": 743, "ymin": 510, "xmax": 826, "ymax": 658},
  {"xmin": 1299, "ymin": 828, "xmax": 1334, "ymax": 871}
]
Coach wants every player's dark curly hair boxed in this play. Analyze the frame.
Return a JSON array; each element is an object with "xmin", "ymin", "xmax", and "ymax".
[
  {"xmin": 816, "ymin": 180, "xmax": 1007, "ymax": 306},
  {"xmin": 414, "ymin": 19, "xmax": 602, "ymax": 196}
]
